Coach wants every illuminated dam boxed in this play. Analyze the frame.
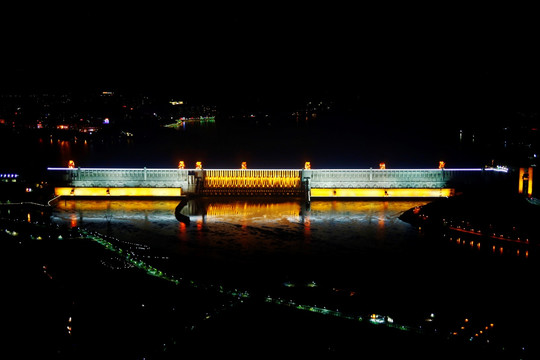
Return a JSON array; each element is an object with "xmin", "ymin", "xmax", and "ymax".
[{"xmin": 47, "ymin": 166, "xmax": 511, "ymax": 200}]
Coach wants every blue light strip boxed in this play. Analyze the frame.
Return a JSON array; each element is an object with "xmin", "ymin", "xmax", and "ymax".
[{"xmin": 46, "ymin": 167, "xmax": 494, "ymax": 172}]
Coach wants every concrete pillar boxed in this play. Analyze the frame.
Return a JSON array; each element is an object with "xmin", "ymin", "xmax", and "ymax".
[
  {"xmin": 529, "ymin": 167, "xmax": 534, "ymax": 196},
  {"xmin": 519, "ymin": 167, "xmax": 534, "ymax": 197}
]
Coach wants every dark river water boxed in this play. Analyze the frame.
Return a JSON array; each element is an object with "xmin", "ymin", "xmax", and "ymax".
[
  {"xmin": 49, "ymin": 199, "xmax": 536, "ymax": 316},
  {"xmin": 51, "ymin": 199, "xmax": 427, "ymax": 289},
  {"xmin": 49, "ymin": 198, "xmax": 540, "ymax": 355}
]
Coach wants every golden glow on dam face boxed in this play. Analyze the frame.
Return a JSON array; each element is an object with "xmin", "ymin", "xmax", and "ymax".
[
  {"xmin": 310, "ymin": 188, "xmax": 454, "ymax": 198},
  {"xmin": 54, "ymin": 187, "xmax": 182, "ymax": 197},
  {"xmin": 204, "ymin": 170, "xmax": 301, "ymax": 188}
]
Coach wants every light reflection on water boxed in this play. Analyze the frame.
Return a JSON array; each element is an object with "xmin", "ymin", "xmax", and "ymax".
[
  {"xmin": 51, "ymin": 198, "xmax": 537, "ymax": 302},
  {"xmin": 51, "ymin": 199, "xmax": 429, "ymax": 285},
  {"xmin": 52, "ymin": 199, "xmax": 426, "ymax": 253}
]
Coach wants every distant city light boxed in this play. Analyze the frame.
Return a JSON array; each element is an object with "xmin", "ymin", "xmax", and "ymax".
[
  {"xmin": 169, "ymin": 100, "xmax": 184, "ymax": 105},
  {"xmin": 195, "ymin": 162, "xmax": 203, "ymax": 170},
  {"xmin": 103, "ymin": 118, "xmax": 110, "ymax": 124},
  {"xmin": 68, "ymin": 160, "xmax": 75, "ymax": 169},
  {"xmin": 304, "ymin": 162, "xmax": 311, "ymax": 170},
  {"xmin": 379, "ymin": 162, "xmax": 386, "ymax": 169},
  {"xmin": 241, "ymin": 162, "xmax": 247, "ymax": 169},
  {"xmin": 178, "ymin": 161, "xmax": 185, "ymax": 169}
]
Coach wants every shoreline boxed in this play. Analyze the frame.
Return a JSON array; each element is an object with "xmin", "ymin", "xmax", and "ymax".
[{"xmin": 399, "ymin": 192, "xmax": 540, "ymax": 243}]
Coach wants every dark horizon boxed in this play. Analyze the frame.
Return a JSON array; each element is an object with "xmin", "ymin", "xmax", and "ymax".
[{"xmin": 3, "ymin": 4, "xmax": 540, "ymax": 114}]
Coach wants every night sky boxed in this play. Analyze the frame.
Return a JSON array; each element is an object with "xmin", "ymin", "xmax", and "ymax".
[{"xmin": 2, "ymin": 4, "xmax": 540, "ymax": 120}]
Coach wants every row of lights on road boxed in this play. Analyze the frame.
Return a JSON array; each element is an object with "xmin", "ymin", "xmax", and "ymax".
[
  {"xmin": 66, "ymin": 160, "xmax": 447, "ymax": 170},
  {"xmin": 178, "ymin": 161, "xmax": 446, "ymax": 170},
  {"xmin": 178, "ymin": 161, "xmax": 303, "ymax": 170}
]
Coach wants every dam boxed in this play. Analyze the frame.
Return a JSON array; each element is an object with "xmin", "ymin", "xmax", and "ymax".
[{"xmin": 47, "ymin": 165, "xmax": 511, "ymax": 200}]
